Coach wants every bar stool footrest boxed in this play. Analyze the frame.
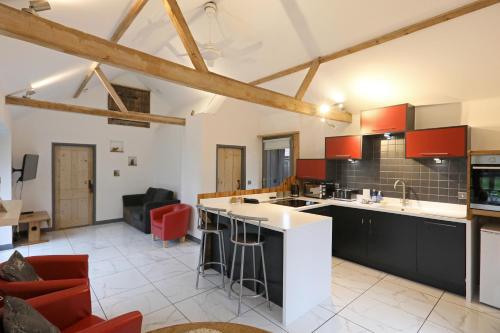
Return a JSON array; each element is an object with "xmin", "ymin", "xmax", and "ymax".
[{"xmin": 230, "ymin": 279, "xmax": 267, "ymax": 298}]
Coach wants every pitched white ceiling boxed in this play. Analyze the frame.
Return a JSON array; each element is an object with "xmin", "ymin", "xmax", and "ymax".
[{"xmin": 0, "ymin": 0, "xmax": 499, "ymax": 115}]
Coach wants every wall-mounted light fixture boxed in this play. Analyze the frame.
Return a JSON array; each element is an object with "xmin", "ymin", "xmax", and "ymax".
[
  {"xmin": 383, "ymin": 132, "xmax": 393, "ymax": 140},
  {"xmin": 22, "ymin": 0, "xmax": 51, "ymax": 15},
  {"xmin": 22, "ymin": 86, "xmax": 36, "ymax": 99},
  {"xmin": 434, "ymin": 158, "xmax": 443, "ymax": 164}
]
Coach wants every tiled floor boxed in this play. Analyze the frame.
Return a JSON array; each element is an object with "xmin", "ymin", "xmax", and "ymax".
[{"xmin": 5, "ymin": 222, "xmax": 500, "ymax": 333}]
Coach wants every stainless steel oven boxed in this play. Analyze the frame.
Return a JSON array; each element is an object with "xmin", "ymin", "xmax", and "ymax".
[{"xmin": 470, "ymin": 155, "xmax": 500, "ymax": 212}]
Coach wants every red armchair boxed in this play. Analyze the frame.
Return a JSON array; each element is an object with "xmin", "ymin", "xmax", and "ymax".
[
  {"xmin": 150, "ymin": 204, "xmax": 191, "ymax": 247},
  {"xmin": 0, "ymin": 255, "xmax": 89, "ymax": 299},
  {"xmin": 0, "ymin": 285, "xmax": 142, "ymax": 333}
]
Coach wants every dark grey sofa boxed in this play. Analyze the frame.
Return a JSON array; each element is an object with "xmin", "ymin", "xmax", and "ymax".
[{"xmin": 123, "ymin": 187, "xmax": 180, "ymax": 233}]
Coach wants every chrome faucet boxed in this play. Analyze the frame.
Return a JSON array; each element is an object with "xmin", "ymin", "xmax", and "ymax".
[{"xmin": 394, "ymin": 179, "xmax": 408, "ymax": 206}]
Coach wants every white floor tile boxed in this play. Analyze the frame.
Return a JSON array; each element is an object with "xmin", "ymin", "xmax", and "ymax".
[
  {"xmin": 175, "ymin": 288, "xmax": 250, "ymax": 322},
  {"xmin": 419, "ymin": 321, "xmax": 459, "ymax": 333},
  {"xmin": 92, "ymin": 301, "xmax": 106, "ymax": 319},
  {"xmin": 364, "ymin": 279, "xmax": 438, "ymax": 318},
  {"xmin": 141, "ymin": 305, "xmax": 188, "ymax": 333},
  {"xmin": 315, "ymin": 315, "xmax": 372, "ymax": 333},
  {"xmin": 320, "ymin": 283, "xmax": 361, "ymax": 313},
  {"xmin": 89, "ymin": 257, "xmax": 134, "ymax": 279},
  {"xmin": 441, "ymin": 292, "xmax": 500, "ymax": 320},
  {"xmin": 332, "ymin": 257, "xmax": 345, "ymax": 267},
  {"xmin": 332, "ymin": 264, "xmax": 382, "ymax": 294},
  {"xmin": 137, "ymin": 258, "xmax": 192, "ymax": 282},
  {"xmin": 339, "ymin": 294, "xmax": 425, "ymax": 333},
  {"xmin": 339, "ymin": 261, "xmax": 387, "ymax": 279},
  {"xmin": 91, "ymin": 268, "xmax": 150, "ymax": 299},
  {"xmin": 153, "ymin": 270, "xmax": 215, "ymax": 303},
  {"xmin": 230, "ymin": 309, "xmax": 286, "ymax": 333},
  {"xmin": 428, "ymin": 299, "xmax": 500, "ymax": 333},
  {"xmin": 126, "ymin": 248, "xmax": 172, "ymax": 268},
  {"xmin": 99, "ymin": 284, "xmax": 170, "ymax": 318},
  {"xmin": 383, "ymin": 274, "xmax": 443, "ymax": 298},
  {"xmin": 174, "ymin": 252, "xmax": 201, "ymax": 270},
  {"xmin": 0, "ymin": 247, "xmax": 29, "ymax": 261}
]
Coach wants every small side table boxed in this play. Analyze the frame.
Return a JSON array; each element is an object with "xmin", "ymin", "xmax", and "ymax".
[{"xmin": 18, "ymin": 211, "xmax": 50, "ymax": 245}]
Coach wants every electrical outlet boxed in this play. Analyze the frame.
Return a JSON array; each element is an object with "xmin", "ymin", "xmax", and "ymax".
[
  {"xmin": 247, "ymin": 180, "xmax": 252, "ymax": 185},
  {"xmin": 458, "ymin": 192, "xmax": 467, "ymax": 200}
]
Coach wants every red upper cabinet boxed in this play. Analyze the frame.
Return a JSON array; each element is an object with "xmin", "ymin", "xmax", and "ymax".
[
  {"xmin": 406, "ymin": 126, "xmax": 468, "ymax": 158},
  {"xmin": 296, "ymin": 159, "xmax": 326, "ymax": 180},
  {"xmin": 325, "ymin": 135, "xmax": 362, "ymax": 159},
  {"xmin": 361, "ymin": 104, "xmax": 415, "ymax": 135}
]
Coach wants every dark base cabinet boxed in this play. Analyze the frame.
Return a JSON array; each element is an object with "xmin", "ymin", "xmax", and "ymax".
[
  {"xmin": 304, "ymin": 205, "xmax": 466, "ymax": 296},
  {"xmin": 416, "ymin": 219, "xmax": 466, "ymax": 295}
]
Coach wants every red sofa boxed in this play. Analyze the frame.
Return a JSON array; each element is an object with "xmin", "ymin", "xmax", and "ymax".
[
  {"xmin": 150, "ymin": 204, "xmax": 191, "ymax": 247},
  {"xmin": 0, "ymin": 285, "xmax": 142, "ymax": 333},
  {"xmin": 0, "ymin": 255, "xmax": 89, "ymax": 299}
]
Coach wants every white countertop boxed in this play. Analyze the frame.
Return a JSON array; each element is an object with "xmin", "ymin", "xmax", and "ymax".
[
  {"xmin": 200, "ymin": 194, "xmax": 469, "ymax": 231},
  {"xmin": 293, "ymin": 197, "xmax": 469, "ymax": 224},
  {"xmin": 198, "ymin": 199, "xmax": 332, "ymax": 232}
]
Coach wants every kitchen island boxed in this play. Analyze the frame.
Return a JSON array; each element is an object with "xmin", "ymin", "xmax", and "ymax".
[{"xmin": 199, "ymin": 196, "xmax": 332, "ymax": 326}]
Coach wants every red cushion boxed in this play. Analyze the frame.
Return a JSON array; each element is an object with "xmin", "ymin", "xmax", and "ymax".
[{"xmin": 62, "ymin": 315, "xmax": 105, "ymax": 333}]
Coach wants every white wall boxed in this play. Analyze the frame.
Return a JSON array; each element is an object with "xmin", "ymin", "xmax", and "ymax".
[
  {"xmin": 9, "ymin": 78, "xmax": 183, "ymax": 222},
  {"xmin": 0, "ymin": 95, "xmax": 13, "ymax": 246}
]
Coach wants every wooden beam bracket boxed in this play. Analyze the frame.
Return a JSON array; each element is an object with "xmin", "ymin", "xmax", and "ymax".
[
  {"xmin": 295, "ymin": 59, "xmax": 320, "ymax": 101},
  {"xmin": 162, "ymin": 0, "xmax": 208, "ymax": 72},
  {"xmin": 94, "ymin": 66, "xmax": 128, "ymax": 112},
  {"xmin": 73, "ymin": 0, "xmax": 149, "ymax": 98}
]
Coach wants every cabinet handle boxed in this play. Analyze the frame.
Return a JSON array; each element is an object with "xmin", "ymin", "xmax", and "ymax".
[
  {"xmin": 424, "ymin": 221, "xmax": 456, "ymax": 228},
  {"xmin": 361, "ymin": 218, "xmax": 364, "ymax": 225},
  {"xmin": 373, "ymin": 127, "xmax": 397, "ymax": 132},
  {"xmin": 420, "ymin": 152, "xmax": 449, "ymax": 156}
]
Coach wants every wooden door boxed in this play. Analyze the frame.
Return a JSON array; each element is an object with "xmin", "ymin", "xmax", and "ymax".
[
  {"xmin": 217, "ymin": 147, "xmax": 243, "ymax": 192},
  {"xmin": 54, "ymin": 145, "xmax": 94, "ymax": 229}
]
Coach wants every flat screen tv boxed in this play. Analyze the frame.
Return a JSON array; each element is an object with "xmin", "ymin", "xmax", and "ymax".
[{"xmin": 20, "ymin": 154, "xmax": 39, "ymax": 181}]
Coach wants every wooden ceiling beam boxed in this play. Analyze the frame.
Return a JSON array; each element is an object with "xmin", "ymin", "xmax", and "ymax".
[
  {"xmin": 162, "ymin": 0, "xmax": 208, "ymax": 72},
  {"xmin": 94, "ymin": 66, "xmax": 128, "ymax": 112},
  {"xmin": 73, "ymin": 0, "xmax": 149, "ymax": 98},
  {"xmin": 0, "ymin": 4, "xmax": 351, "ymax": 123},
  {"xmin": 5, "ymin": 96, "xmax": 186, "ymax": 126},
  {"xmin": 250, "ymin": 0, "xmax": 500, "ymax": 85},
  {"xmin": 295, "ymin": 59, "xmax": 320, "ymax": 101}
]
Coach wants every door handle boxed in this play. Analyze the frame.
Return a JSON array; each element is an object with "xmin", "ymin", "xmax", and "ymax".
[
  {"xmin": 236, "ymin": 179, "xmax": 241, "ymax": 190},
  {"xmin": 88, "ymin": 180, "xmax": 93, "ymax": 193}
]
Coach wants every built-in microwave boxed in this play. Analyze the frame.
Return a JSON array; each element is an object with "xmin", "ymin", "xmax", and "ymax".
[{"xmin": 470, "ymin": 155, "xmax": 500, "ymax": 212}]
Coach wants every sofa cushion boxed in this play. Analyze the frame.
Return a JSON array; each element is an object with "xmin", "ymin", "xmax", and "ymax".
[
  {"xmin": 152, "ymin": 189, "xmax": 173, "ymax": 202},
  {"xmin": 144, "ymin": 188, "xmax": 156, "ymax": 203},
  {"xmin": 0, "ymin": 251, "xmax": 42, "ymax": 282},
  {"xmin": 3, "ymin": 296, "xmax": 60, "ymax": 333}
]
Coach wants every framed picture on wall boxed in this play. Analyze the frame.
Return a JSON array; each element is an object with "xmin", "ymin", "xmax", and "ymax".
[
  {"xmin": 128, "ymin": 156, "xmax": 137, "ymax": 167},
  {"xmin": 110, "ymin": 140, "xmax": 124, "ymax": 153}
]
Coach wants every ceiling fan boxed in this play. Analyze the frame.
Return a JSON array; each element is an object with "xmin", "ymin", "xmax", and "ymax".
[{"xmin": 167, "ymin": 1, "xmax": 263, "ymax": 67}]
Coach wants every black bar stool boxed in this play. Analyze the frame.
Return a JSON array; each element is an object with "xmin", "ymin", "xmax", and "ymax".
[
  {"xmin": 196, "ymin": 205, "xmax": 227, "ymax": 289},
  {"xmin": 227, "ymin": 212, "xmax": 271, "ymax": 316}
]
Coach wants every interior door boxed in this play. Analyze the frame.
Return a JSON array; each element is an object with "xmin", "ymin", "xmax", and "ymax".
[
  {"xmin": 54, "ymin": 145, "xmax": 94, "ymax": 229},
  {"xmin": 217, "ymin": 147, "xmax": 243, "ymax": 192}
]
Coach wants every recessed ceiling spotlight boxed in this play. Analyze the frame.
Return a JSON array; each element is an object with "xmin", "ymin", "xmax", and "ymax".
[
  {"xmin": 22, "ymin": 0, "xmax": 51, "ymax": 15},
  {"xmin": 383, "ymin": 132, "xmax": 393, "ymax": 140},
  {"xmin": 23, "ymin": 86, "xmax": 36, "ymax": 99},
  {"xmin": 319, "ymin": 104, "xmax": 330, "ymax": 114},
  {"xmin": 434, "ymin": 158, "xmax": 443, "ymax": 164}
]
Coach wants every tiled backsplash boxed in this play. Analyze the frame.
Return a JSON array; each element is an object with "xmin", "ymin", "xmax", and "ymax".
[{"xmin": 331, "ymin": 134, "xmax": 467, "ymax": 204}]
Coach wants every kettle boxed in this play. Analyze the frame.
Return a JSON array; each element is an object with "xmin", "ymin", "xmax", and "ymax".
[{"xmin": 291, "ymin": 184, "xmax": 300, "ymax": 197}]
